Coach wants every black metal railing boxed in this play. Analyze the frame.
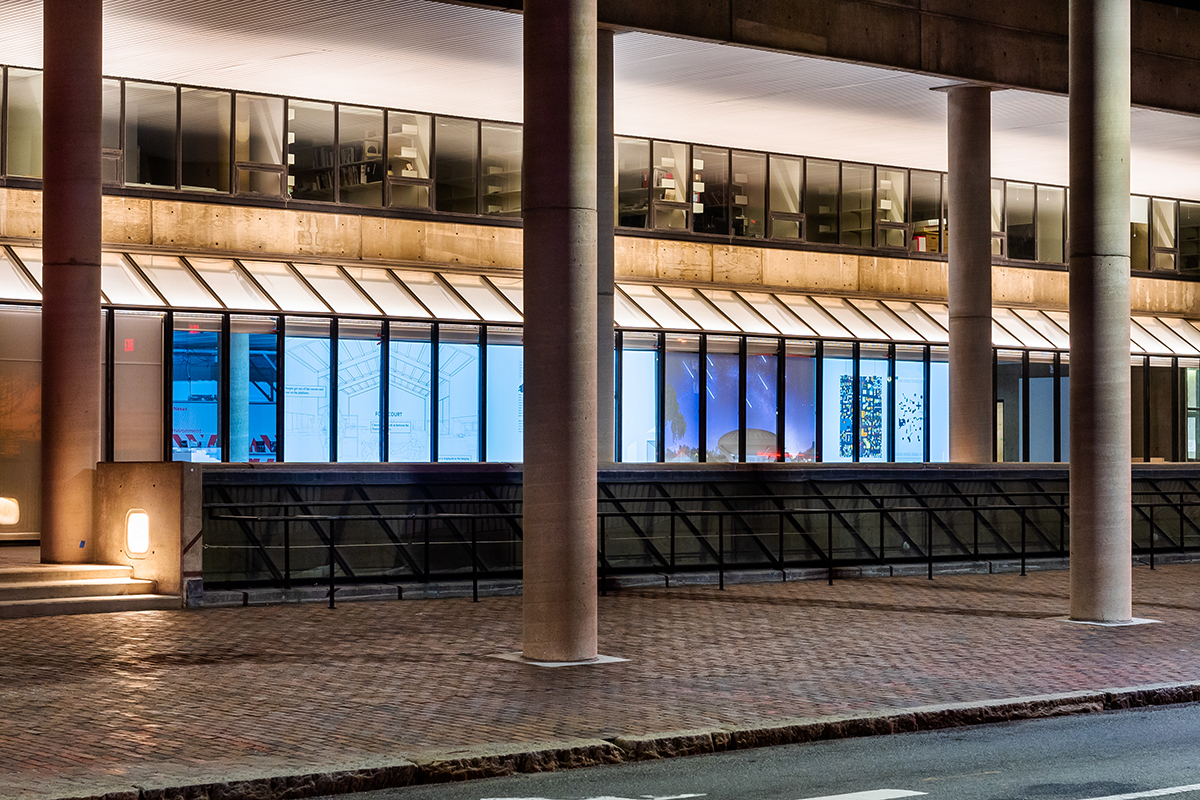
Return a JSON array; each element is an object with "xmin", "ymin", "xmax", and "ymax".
[{"xmin": 199, "ymin": 465, "xmax": 1200, "ymax": 593}]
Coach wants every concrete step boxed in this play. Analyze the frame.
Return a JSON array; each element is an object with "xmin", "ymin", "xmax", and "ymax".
[
  {"xmin": 0, "ymin": 577, "xmax": 158, "ymax": 602},
  {"xmin": 0, "ymin": 563, "xmax": 134, "ymax": 583},
  {"xmin": 0, "ymin": 594, "xmax": 181, "ymax": 620}
]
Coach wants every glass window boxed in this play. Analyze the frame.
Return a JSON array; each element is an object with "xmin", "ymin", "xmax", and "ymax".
[
  {"xmin": 813, "ymin": 297, "xmax": 887, "ymax": 340},
  {"xmin": 487, "ymin": 276, "xmax": 523, "ymax": 313},
  {"xmin": 652, "ymin": 141, "xmax": 690, "ymax": 230},
  {"xmin": 337, "ymin": 321, "xmax": 382, "ymax": 462},
  {"xmin": 485, "ymin": 327, "xmax": 523, "ymax": 462},
  {"xmin": 849, "ymin": 298, "xmax": 923, "ymax": 342},
  {"xmin": 292, "ymin": 264, "xmax": 376, "ymax": 315},
  {"xmin": 1181, "ymin": 202, "xmax": 1200, "ymax": 276},
  {"xmin": 664, "ymin": 335, "xmax": 700, "ymax": 462},
  {"xmin": 821, "ymin": 342, "xmax": 855, "ymax": 462},
  {"xmin": 1147, "ymin": 356, "xmax": 1175, "ymax": 461},
  {"xmin": 777, "ymin": 295, "xmax": 852, "ymax": 339},
  {"xmin": 235, "ymin": 94, "xmax": 284, "ymax": 165},
  {"xmin": 1014, "ymin": 309, "xmax": 1070, "ymax": 350},
  {"xmin": 991, "ymin": 179, "xmax": 1006, "ymax": 257},
  {"xmin": 132, "ymin": 255, "xmax": 220, "ymax": 308},
  {"xmin": 805, "ymin": 159, "xmax": 839, "ymax": 244},
  {"xmin": 388, "ymin": 323, "xmax": 432, "ymax": 462},
  {"xmin": 740, "ymin": 292, "xmax": 813, "ymax": 336},
  {"xmin": 841, "ymin": 164, "xmax": 873, "ymax": 247},
  {"xmin": 438, "ymin": 326, "xmax": 480, "ymax": 462},
  {"xmin": 1037, "ymin": 186, "xmax": 1065, "ymax": 263},
  {"xmin": 0, "ymin": 248, "xmax": 39, "ymax": 301},
  {"xmin": 434, "ymin": 117, "xmax": 478, "ymax": 214},
  {"xmin": 621, "ymin": 284, "xmax": 698, "ymax": 330},
  {"xmin": 481, "ymin": 123, "xmax": 522, "ymax": 217},
  {"xmin": 9, "ymin": 247, "xmax": 43, "ymax": 287},
  {"xmin": 102, "ymin": 79, "xmax": 121, "ymax": 184},
  {"xmin": 705, "ymin": 337, "xmax": 740, "ymax": 462},
  {"xmin": 228, "ymin": 316, "xmax": 278, "ymax": 463},
  {"xmin": 347, "ymin": 268, "xmax": 429, "ymax": 318},
  {"xmin": 659, "ymin": 287, "xmax": 733, "ymax": 332},
  {"xmin": 858, "ymin": 343, "xmax": 890, "ymax": 462},
  {"xmin": 98, "ymin": 253, "xmax": 160, "ymax": 306},
  {"xmin": 1029, "ymin": 353, "xmax": 1055, "ymax": 462},
  {"xmin": 114, "ymin": 311, "xmax": 165, "ymax": 462},
  {"xmin": 876, "ymin": 168, "xmax": 907, "ymax": 248},
  {"xmin": 395, "ymin": 271, "xmax": 478, "ymax": 319},
  {"xmin": 1131, "ymin": 196, "xmax": 1150, "ymax": 272},
  {"xmin": 769, "ymin": 155, "xmax": 802, "ymax": 240},
  {"xmin": 910, "ymin": 170, "xmax": 941, "ymax": 253},
  {"xmin": 187, "ymin": 258, "xmax": 274, "ymax": 311},
  {"xmin": 994, "ymin": 307, "xmax": 1053, "ymax": 349},
  {"xmin": 387, "ymin": 111, "xmax": 431, "ymax": 209},
  {"xmin": 239, "ymin": 261, "xmax": 328, "ymax": 313},
  {"xmin": 996, "ymin": 351, "xmax": 1024, "ymax": 462},
  {"xmin": 338, "ymin": 106, "xmax": 385, "ymax": 207},
  {"xmin": 441, "ymin": 273, "xmax": 521, "ymax": 323},
  {"xmin": 616, "ymin": 137, "xmax": 650, "ymax": 229},
  {"xmin": 884, "ymin": 300, "xmax": 947, "ymax": 343},
  {"xmin": 1153, "ymin": 198, "xmax": 1177, "ymax": 271},
  {"xmin": 284, "ymin": 318, "xmax": 332, "ymax": 462},
  {"xmin": 180, "ymin": 88, "xmax": 231, "ymax": 193},
  {"xmin": 288, "ymin": 100, "xmax": 335, "ymax": 202},
  {"xmin": 692, "ymin": 146, "xmax": 729, "ymax": 235},
  {"xmin": 6, "ymin": 68, "xmax": 42, "ymax": 178},
  {"xmin": 929, "ymin": 346, "xmax": 949, "ymax": 462},
  {"xmin": 613, "ymin": 288, "xmax": 657, "ymax": 328},
  {"xmin": 784, "ymin": 340, "xmax": 817, "ymax": 461},
  {"xmin": 0, "ymin": 308, "xmax": 41, "ymax": 533},
  {"xmin": 894, "ymin": 346, "xmax": 925, "ymax": 463},
  {"xmin": 125, "ymin": 82, "xmax": 177, "ymax": 188},
  {"xmin": 746, "ymin": 339, "xmax": 778, "ymax": 462},
  {"xmin": 701, "ymin": 289, "xmax": 777, "ymax": 335},
  {"xmin": 235, "ymin": 93, "xmax": 285, "ymax": 197},
  {"xmin": 731, "ymin": 151, "xmax": 766, "ymax": 238},
  {"xmin": 1059, "ymin": 354, "xmax": 1070, "ymax": 463},
  {"xmin": 620, "ymin": 333, "xmax": 659, "ymax": 462},
  {"xmin": 172, "ymin": 315, "xmax": 222, "ymax": 462},
  {"xmin": 1006, "ymin": 182, "xmax": 1036, "ymax": 261}
]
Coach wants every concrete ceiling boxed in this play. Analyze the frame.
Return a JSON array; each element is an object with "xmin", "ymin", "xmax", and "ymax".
[{"xmin": 2, "ymin": 0, "xmax": 1199, "ymax": 198}]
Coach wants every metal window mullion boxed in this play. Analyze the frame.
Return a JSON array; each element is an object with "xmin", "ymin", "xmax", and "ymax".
[
  {"xmin": 1173, "ymin": 355, "xmax": 1181, "ymax": 463},
  {"xmin": 430, "ymin": 322, "xmax": 440, "ymax": 463},
  {"xmin": 657, "ymin": 331, "xmax": 666, "ymax": 462},
  {"xmin": 1143, "ymin": 354, "xmax": 1151, "ymax": 463},
  {"xmin": 104, "ymin": 308, "xmax": 115, "ymax": 462},
  {"xmin": 923, "ymin": 344, "xmax": 931, "ymax": 463},
  {"xmin": 1, "ymin": 66, "xmax": 7, "ymax": 178},
  {"xmin": 1021, "ymin": 349, "xmax": 1031, "ymax": 462},
  {"xmin": 175, "ymin": 86, "xmax": 182, "ymax": 191},
  {"xmin": 992, "ymin": 349, "xmax": 999, "ymax": 462},
  {"xmin": 333, "ymin": 104, "xmax": 340, "ymax": 205},
  {"xmin": 698, "ymin": 333, "xmax": 708, "ymax": 462},
  {"xmin": 614, "ymin": 329, "xmax": 623, "ymax": 462},
  {"xmin": 479, "ymin": 325, "xmax": 488, "ymax": 462},
  {"xmin": 276, "ymin": 315, "xmax": 286, "ymax": 462},
  {"xmin": 776, "ymin": 337, "xmax": 786, "ymax": 463},
  {"xmin": 329, "ymin": 317, "xmax": 339, "ymax": 462},
  {"xmin": 887, "ymin": 342, "xmax": 896, "ymax": 463},
  {"xmin": 738, "ymin": 336, "xmax": 747, "ymax": 463},
  {"xmin": 1053, "ymin": 351, "xmax": 1063, "ymax": 463},
  {"xmin": 815, "ymin": 339, "xmax": 824, "ymax": 462},
  {"xmin": 380, "ymin": 320, "xmax": 390, "ymax": 463},
  {"xmin": 163, "ymin": 311, "xmax": 174, "ymax": 461},
  {"xmin": 228, "ymin": 91, "xmax": 238, "ymax": 195},
  {"xmin": 475, "ymin": 120, "xmax": 482, "ymax": 216},
  {"xmin": 852, "ymin": 340, "xmax": 861, "ymax": 462}
]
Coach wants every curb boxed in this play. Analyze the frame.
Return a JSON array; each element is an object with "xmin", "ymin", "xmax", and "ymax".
[{"xmin": 67, "ymin": 681, "xmax": 1200, "ymax": 800}]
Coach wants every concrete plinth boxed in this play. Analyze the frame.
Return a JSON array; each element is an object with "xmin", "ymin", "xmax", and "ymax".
[
  {"xmin": 40, "ymin": 0, "xmax": 103, "ymax": 564},
  {"xmin": 522, "ymin": 0, "xmax": 600, "ymax": 662},
  {"xmin": 947, "ymin": 85, "xmax": 993, "ymax": 464},
  {"xmin": 1068, "ymin": 0, "xmax": 1132, "ymax": 623}
]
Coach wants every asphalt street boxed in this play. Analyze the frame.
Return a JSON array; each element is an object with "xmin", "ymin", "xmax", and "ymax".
[{"xmin": 336, "ymin": 703, "xmax": 1200, "ymax": 800}]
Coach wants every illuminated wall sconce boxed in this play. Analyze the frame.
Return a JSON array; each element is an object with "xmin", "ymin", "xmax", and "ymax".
[
  {"xmin": 0, "ymin": 497, "xmax": 18, "ymax": 526},
  {"xmin": 125, "ymin": 509, "xmax": 150, "ymax": 556}
]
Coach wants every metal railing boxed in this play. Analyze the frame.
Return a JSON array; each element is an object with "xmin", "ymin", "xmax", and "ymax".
[{"xmin": 199, "ymin": 467, "xmax": 1200, "ymax": 594}]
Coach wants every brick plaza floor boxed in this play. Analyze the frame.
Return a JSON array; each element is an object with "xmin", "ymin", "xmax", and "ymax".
[{"xmin": 3, "ymin": 564, "xmax": 1200, "ymax": 799}]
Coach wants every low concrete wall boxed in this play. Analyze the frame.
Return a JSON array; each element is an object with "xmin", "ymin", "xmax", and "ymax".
[{"xmin": 94, "ymin": 462, "xmax": 203, "ymax": 603}]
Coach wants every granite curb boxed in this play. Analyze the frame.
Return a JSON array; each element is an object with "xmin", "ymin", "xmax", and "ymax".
[{"xmin": 60, "ymin": 681, "xmax": 1200, "ymax": 800}]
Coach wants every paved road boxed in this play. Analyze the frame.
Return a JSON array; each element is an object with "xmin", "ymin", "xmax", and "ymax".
[{"xmin": 343, "ymin": 704, "xmax": 1200, "ymax": 800}]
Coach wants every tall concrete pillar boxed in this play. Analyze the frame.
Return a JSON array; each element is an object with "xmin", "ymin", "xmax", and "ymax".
[
  {"xmin": 41, "ymin": 0, "xmax": 103, "ymax": 564},
  {"xmin": 1069, "ymin": 0, "xmax": 1132, "ymax": 622},
  {"xmin": 230, "ymin": 332, "xmax": 251, "ymax": 462},
  {"xmin": 597, "ymin": 28, "xmax": 616, "ymax": 466},
  {"xmin": 522, "ymin": 0, "xmax": 599, "ymax": 661},
  {"xmin": 947, "ymin": 85, "xmax": 994, "ymax": 464}
]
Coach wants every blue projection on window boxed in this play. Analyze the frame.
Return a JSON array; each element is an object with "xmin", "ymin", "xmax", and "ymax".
[
  {"xmin": 486, "ymin": 343, "xmax": 523, "ymax": 462},
  {"xmin": 665, "ymin": 350, "xmax": 699, "ymax": 461}
]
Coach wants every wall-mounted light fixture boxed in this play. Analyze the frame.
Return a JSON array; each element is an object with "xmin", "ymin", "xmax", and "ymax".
[
  {"xmin": 0, "ymin": 498, "xmax": 18, "ymax": 526},
  {"xmin": 125, "ymin": 509, "xmax": 150, "ymax": 555}
]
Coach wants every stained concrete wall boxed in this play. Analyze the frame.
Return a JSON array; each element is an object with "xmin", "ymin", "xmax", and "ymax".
[{"xmin": 462, "ymin": 0, "xmax": 1200, "ymax": 116}]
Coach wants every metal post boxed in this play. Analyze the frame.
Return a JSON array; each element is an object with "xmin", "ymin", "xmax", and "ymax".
[
  {"xmin": 779, "ymin": 512, "xmax": 786, "ymax": 578},
  {"xmin": 827, "ymin": 511, "xmax": 834, "ymax": 586},
  {"xmin": 472, "ymin": 516, "xmax": 479, "ymax": 601},
  {"xmin": 718, "ymin": 514, "xmax": 725, "ymax": 590},
  {"xmin": 283, "ymin": 517, "xmax": 291, "ymax": 590},
  {"xmin": 600, "ymin": 514, "xmax": 607, "ymax": 597},
  {"xmin": 1021, "ymin": 513, "xmax": 1027, "ymax": 577},
  {"xmin": 669, "ymin": 511, "xmax": 676, "ymax": 574},
  {"xmin": 1149, "ymin": 501, "xmax": 1155, "ymax": 570},
  {"xmin": 328, "ymin": 520, "xmax": 336, "ymax": 609},
  {"xmin": 927, "ymin": 510, "xmax": 933, "ymax": 580}
]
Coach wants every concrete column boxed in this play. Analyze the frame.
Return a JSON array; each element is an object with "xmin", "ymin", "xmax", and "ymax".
[
  {"xmin": 1069, "ymin": 0, "xmax": 1132, "ymax": 623},
  {"xmin": 40, "ymin": 0, "xmax": 103, "ymax": 564},
  {"xmin": 597, "ymin": 28, "xmax": 616, "ymax": 466},
  {"xmin": 230, "ymin": 332, "xmax": 251, "ymax": 462},
  {"xmin": 522, "ymin": 0, "xmax": 599, "ymax": 661},
  {"xmin": 947, "ymin": 85, "xmax": 994, "ymax": 464}
]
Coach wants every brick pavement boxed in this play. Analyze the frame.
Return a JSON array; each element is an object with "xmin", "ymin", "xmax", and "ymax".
[{"xmin": 4, "ymin": 564, "xmax": 1200, "ymax": 800}]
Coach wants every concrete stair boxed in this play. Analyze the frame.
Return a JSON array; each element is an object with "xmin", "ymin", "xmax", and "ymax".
[{"xmin": 0, "ymin": 562, "xmax": 180, "ymax": 619}]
